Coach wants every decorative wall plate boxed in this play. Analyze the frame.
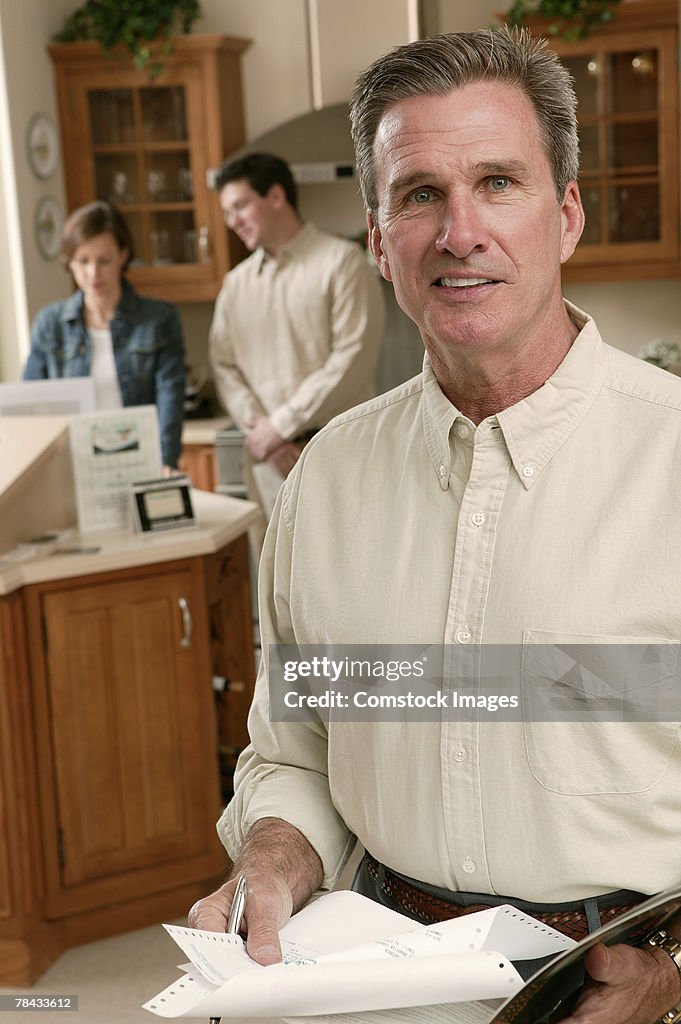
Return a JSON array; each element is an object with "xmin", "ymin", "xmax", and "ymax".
[
  {"xmin": 27, "ymin": 114, "xmax": 59, "ymax": 179},
  {"xmin": 35, "ymin": 195, "xmax": 64, "ymax": 260}
]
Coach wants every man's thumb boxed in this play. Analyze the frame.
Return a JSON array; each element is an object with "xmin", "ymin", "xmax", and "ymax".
[{"xmin": 583, "ymin": 942, "xmax": 612, "ymax": 982}]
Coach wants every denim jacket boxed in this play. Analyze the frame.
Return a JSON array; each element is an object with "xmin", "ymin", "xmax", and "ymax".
[{"xmin": 24, "ymin": 279, "xmax": 186, "ymax": 467}]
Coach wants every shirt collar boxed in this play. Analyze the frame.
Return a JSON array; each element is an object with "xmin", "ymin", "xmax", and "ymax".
[
  {"xmin": 255, "ymin": 221, "xmax": 314, "ymax": 273},
  {"xmin": 422, "ymin": 302, "xmax": 609, "ymax": 490},
  {"xmin": 61, "ymin": 288, "xmax": 85, "ymax": 322},
  {"xmin": 59, "ymin": 278, "xmax": 136, "ymax": 323}
]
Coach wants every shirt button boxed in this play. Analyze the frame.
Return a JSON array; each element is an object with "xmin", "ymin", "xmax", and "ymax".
[
  {"xmin": 456, "ymin": 424, "xmax": 469, "ymax": 439},
  {"xmin": 522, "ymin": 465, "xmax": 535, "ymax": 479},
  {"xmin": 471, "ymin": 512, "xmax": 485, "ymax": 527},
  {"xmin": 462, "ymin": 857, "xmax": 476, "ymax": 874},
  {"xmin": 453, "ymin": 745, "xmax": 467, "ymax": 762},
  {"xmin": 439, "ymin": 463, "xmax": 446, "ymax": 479},
  {"xmin": 456, "ymin": 629, "xmax": 471, "ymax": 644}
]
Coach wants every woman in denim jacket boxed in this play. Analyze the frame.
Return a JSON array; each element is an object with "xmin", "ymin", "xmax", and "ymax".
[{"xmin": 24, "ymin": 201, "xmax": 186, "ymax": 470}]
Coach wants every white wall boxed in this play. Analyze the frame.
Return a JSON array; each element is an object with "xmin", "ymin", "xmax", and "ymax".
[
  {"xmin": 565, "ymin": 280, "xmax": 681, "ymax": 356},
  {"xmin": 425, "ymin": 0, "xmax": 505, "ymax": 32},
  {"xmin": 195, "ymin": 0, "xmax": 311, "ymax": 140},
  {"xmin": 0, "ymin": 0, "xmax": 73, "ymax": 380}
]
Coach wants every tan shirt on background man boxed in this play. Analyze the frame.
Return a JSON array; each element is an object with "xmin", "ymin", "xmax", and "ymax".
[{"xmin": 209, "ymin": 222, "xmax": 385, "ymax": 442}]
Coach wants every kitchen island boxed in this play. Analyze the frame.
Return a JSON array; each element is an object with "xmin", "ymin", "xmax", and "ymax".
[{"xmin": 0, "ymin": 418, "xmax": 259, "ymax": 984}]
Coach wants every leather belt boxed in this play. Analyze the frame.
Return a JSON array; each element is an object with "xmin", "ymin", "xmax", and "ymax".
[{"xmin": 364, "ymin": 853, "xmax": 646, "ymax": 942}]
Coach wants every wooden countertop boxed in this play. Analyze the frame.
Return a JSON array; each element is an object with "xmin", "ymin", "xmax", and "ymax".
[{"xmin": 0, "ymin": 489, "xmax": 259, "ymax": 595}]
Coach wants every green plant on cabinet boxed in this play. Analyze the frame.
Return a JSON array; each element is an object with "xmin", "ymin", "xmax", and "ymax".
[
  {"xmin": 506, "ymin": 0, "xmax": 623, "ymax": 41},
  {"xmin": 53, "ymin": 0, "xmax": 203, "ymax": 77}
]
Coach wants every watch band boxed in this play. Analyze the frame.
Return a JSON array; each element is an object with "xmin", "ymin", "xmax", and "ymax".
[{"xmin": 645, "ymin": 928, "xmax": 681, "ymax": 1024}]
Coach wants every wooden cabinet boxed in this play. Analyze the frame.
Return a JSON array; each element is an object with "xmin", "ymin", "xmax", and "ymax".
[
  {"xmin": 48, "ymin": 35, "xmax": 250, "ymax": 302},
  {"xmin": 25, "ymin": 559, "xmax": 221, "ymax": 918},
  {"xmin": 179, "ymin": 442, "xmax": 218, "ymax": 491},
  {"xmin": 0, "ymin": 537, "xmax": 256, "ymax": 984},
  {"xmin": 0, "ymin": 593, "xmax": 53, "ymax": 985},
  {"xmin": 509, "ymin": 0, "xmax": 680, "ymax": 281},
  {"xmin": 204, "ymin": 535, "xmax": 256, "ymax": 794}
]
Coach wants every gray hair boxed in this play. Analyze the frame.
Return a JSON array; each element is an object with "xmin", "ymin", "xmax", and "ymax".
[{"xmin": 349, "ymin": 26, "xmax": 579, "ymax": 213}]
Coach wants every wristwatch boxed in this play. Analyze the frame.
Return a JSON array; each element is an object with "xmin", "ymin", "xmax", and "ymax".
[{"xmin": 645, "ymin": 928, "xmax": 681, "ymax": 1024}]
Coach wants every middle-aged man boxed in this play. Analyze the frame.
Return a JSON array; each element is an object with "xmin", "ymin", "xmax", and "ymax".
[
  {"xmin": 209, "ymin": 152, "xmax": 385, "ymax": 538},
  {"xmin": 191, "ymin": 29, "xmax": 681, "ymax": 1024}
]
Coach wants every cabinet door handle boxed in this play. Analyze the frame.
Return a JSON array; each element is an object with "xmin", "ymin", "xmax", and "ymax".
[{"xmin": 178, "ymin": 597, "xmax": 193, "ymax": 648}]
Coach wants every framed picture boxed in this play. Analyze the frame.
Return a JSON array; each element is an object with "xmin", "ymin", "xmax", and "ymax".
[
  {"xmin": 69, "ymin": 406, "xmax": 162, "ymax": 533},
  {"xmin": 34, "ymin": 195, "xmax": 64, "ymax": 260},
  {"xmin": 26, "ymin": 114, "xmax": 59, "ymax": 179}
]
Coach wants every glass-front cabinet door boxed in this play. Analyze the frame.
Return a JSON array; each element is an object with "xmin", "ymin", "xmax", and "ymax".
[
  {"xmin": 506, "ymin": 1, "xmax": 679, "ymax": 282},
  {"xmin": 50, "ymin": 36, "xmax": 250, "ymax": 302},
  {"xmin": 561, "ymin": 29, "xmax": 678, "ymax": 276},
  {"xmin": 72, "ymin": 69, "xmax": 211, "ymax": 280}
]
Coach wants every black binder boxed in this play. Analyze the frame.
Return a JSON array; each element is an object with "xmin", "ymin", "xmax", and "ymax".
[{"xmin": 491, "ymin": 885, "xmax": 681, "ymax": 1023}]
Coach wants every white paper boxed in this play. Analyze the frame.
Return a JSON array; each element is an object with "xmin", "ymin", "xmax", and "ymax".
[
  {"xmin": 143, "ymin": 890, "xmax": 574, "ymax": 1019},
  {"xmin": 283, "ymin": 998, "xmax": 500, "ymax": 1024},
  {"xmin": 69, "ymin": 406, "xmax": 162, "ymax": 533}
]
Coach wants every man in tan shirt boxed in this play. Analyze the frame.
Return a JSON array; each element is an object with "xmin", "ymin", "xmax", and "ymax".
[
  {"xmin": 209, "ymin": 152, "xmax": 385, "ymax": 528},
  {"xmin": 193, "ymin": 31, "xmax": 681, "ymax": 1024}
]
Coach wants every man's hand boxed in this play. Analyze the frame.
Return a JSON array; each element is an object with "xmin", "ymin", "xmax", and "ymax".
[
  {"xmin": 245, "ymin": 417, "xmax": 284, "ymax": 461},
  {"xmin": 188, "ymin": 871, "xmax": 294, "ymax": 965},
  {"xmin": 187, "ymin": 818, "xmax": 323, "ymax": 966},
  {"xmin": 563, "ymin": 942, "xmax": 681, "ymax": 1024},
  {"xmin": 266, "ymin": 441, "xmax": 301, "ymax": 479}
]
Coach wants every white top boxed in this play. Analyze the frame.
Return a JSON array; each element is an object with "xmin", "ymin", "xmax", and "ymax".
[
  {"xmin": 221, "ymin": 303, "xmax": 681, "ymax": 903},
  {"xmin": 88, "ymin": 326, "xmax": 123, "ymax": 409}
]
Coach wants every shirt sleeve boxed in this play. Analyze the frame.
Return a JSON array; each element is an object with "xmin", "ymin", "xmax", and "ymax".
[
  {"xmin": 268, "ymin": 247, "xmax": 385, "ymax": 440},
  {"xmin": 209, "ymin": 280, "xmax": 267, "ymax": 430},
  {"xmin": 23, "ymin": 307, "xmax": 52, "ymax": 379},
  {"xmin": 217, "ymin": 477, "xmax": 356, "ymax": 889}
]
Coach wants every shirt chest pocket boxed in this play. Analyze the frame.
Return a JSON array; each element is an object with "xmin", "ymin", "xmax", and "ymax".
[{"xmin": 521, "ymin": 629, "xmax": 680, "ymax": 795}]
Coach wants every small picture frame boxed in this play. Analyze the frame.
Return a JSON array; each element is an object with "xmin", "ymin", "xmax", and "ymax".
[
  {"xmin": 130, "ymin": 475, "xmax": 196, "ymax": 534},
  {"xmin": 27, "ymin": 114, "xmax": 59, "ymax": 179},
  {"xmin": 35, "ymin": 195, "xmax": 64, "ymax": 260}
]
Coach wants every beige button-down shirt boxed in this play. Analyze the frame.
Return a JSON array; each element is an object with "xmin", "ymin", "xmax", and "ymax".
[
  {"xmin": 220, "ymin": 304, "xmax": 681, "ymax": 903},
  {"xmin": 209, "ymin": 222, "xmax": 385, "ymax": 440}
]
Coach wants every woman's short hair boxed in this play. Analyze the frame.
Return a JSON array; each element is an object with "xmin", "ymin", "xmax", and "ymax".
[
  {"xmin": 349, "ymin": 26, "xmax": 579, "ymax": 214},
  {"xmin": 61, "ymin": 200, "xmax": 134, "ymax": 270}
]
